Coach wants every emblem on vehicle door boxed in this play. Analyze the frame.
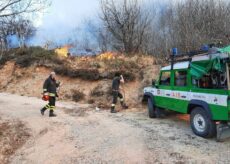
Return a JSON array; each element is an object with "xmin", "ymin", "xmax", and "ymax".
[
  {"xmin": 157, "ymin": 89, "xmax": 160, "ymax": 95},
  {"xmin": 214, "ymin": 97, "xmax": 218, "ymax": 104}
]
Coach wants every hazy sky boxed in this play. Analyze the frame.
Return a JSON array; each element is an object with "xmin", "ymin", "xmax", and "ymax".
[
  {"xmin": 31, "ymin": 0, "xmax": 173, "ymax": 46},
  {"xmin": 31, "ymin": 0, "xmax": 99, "ymax": 45}
]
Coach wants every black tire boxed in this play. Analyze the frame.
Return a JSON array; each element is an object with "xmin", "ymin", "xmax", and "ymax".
[
  {"xmin": 190, "ymin": 107, "xmax": 216, "ymax": 138},
  {"xmin": 147, "ymin": 98, "xmax": 156, "ymax": 118}
]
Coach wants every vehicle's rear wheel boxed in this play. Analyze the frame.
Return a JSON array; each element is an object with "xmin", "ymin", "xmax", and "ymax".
[
  {"xmin": 147, "ymin": 98, "xmax": 156, "ymax": 118},
  {"xmin": 190, "ymin": 107, "xmax": 216, "ymax": 138}
]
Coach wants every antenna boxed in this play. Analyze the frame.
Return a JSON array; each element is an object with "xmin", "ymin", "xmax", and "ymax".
[{"xmin": 170, "ymin": 48, "xmax": 177, "ymax": 70}]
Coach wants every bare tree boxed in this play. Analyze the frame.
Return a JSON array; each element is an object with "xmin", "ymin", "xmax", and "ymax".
[
  {"xmin": 97, "ymin": 27, "xmax": 112, "ymax": 52},
  {"xmin": 0, "ymin": 0, "xmax": 49, "ymax": 56},
  {"xmin": 157, "ymin": 0, "xmax": 230, "ymax": 54},
  {"xmin": 12, "ymin": 18, "xmax": 35, "ymax": 47},
  {"xmin": 0, "ymin": 0, "xmax": 50, "ymax": 18},
  {"xmin": 100, "ymin": 0, "xmax": 151, "ymax": 54},
  {"xmin": 0, "ymin": 17, "xmax": 13, "ymax": 51},
  {"xmin": 0, "ymin": 16, "xmax": 35, "ymax": 49}
]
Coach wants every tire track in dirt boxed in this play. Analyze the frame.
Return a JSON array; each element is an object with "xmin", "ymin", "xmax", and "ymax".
[{"xmin": 0, "ymin": 93, "xmax": 230, "ymax": 164}]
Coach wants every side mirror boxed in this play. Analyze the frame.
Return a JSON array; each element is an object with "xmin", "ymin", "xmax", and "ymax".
[{"xmin": 152, "ymin": 79, "xmax": 159, "ymax": 88}]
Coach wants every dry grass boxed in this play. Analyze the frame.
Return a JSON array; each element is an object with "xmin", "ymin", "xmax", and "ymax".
[
  {"xmin": 89, "ymin": 81, "xmax": 112, "ymax": 109},
  {"xmin": 71, "ymin": 89, "xmax": 86, "ymax": 102},
  {"xmin": 1, "ymin": 48, "xmax": 156, "ymax": 82},
  {"xmin": 54, "ymin": 65, "xmax": 101, "ymax": 81},
  {"xmin": 90, "ymin": 86, "xmax": 105, "ymax": 97}
]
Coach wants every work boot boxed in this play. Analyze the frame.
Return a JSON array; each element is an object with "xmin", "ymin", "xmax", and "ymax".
[
  {"xmin": 111, "ymin": 110, "xmax": 117, "ymax": 113},
  {"xmin": 49, "ymin": 110, "xmax": 57, "ymax": 117},
  {"xmin": 122, "ymin": 104, "xmax": 129, "ymax": 109},
  {"xmin": 110, "ymin": 106, "xmax": 117, "ymax": 113},
  {"xmin": 40, "ymin": 107, "xmax": 47, "ymax": 116}
]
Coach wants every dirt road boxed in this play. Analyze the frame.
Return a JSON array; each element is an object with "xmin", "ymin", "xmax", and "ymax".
[{"xmin": 0, "ymin": 93, "xmax": 230, "ymax": 164}]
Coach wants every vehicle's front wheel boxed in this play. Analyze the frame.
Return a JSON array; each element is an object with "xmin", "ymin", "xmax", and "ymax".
[
  {"xmin": 190, "ymin": 107, "xmax": 216, "ymax": 138},
  {"xmin": 147, "ymin": 98, "xmax": 156, "ymax": 118}
]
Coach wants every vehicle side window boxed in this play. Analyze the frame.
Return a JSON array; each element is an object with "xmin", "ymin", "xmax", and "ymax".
[
  {"xmin": 175, "ymin": 71, "xmax": 187, "ymax": 87},
  {"xmin": 160, "ymin": 71, "xmax": 170, "ymax": 86},
  {"xmin": 192, "ymin": 68, "xmax": 228, "ymax": 89}
]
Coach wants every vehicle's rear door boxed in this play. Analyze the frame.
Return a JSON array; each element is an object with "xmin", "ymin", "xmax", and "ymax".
[{"xmin": 171, "ymin": 69, "xmax": 190, "ymax": 113}]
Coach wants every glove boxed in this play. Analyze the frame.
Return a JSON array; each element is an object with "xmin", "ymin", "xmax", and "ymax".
[
  {"xmin": 56, "ymin": 81, "xmax": 62, "ymax": 87},
  {"xmin": 43, "ymin": 92, "xmax": 48, "ymax": 96}
]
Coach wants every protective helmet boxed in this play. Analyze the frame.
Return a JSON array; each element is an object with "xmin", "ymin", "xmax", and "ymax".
[{"xmin": 42, "ymin": 95, "xmax": 49, "ymax": 101}]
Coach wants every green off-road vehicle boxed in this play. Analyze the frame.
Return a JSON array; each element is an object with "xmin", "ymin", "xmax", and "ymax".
[{"xmin": 143, "ymin": 46, "xmax": 230, "ymax": 140}]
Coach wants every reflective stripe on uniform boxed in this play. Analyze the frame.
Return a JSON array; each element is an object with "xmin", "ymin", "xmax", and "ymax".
[
  {"xmin": 48, "ymin": 93, "xmax": 56, "ymax": 97},
  {"xmin": 45, "ymin": 104, "xmax": 50, "ymax": 109},
  {"xmin": 43, "ymin": 89, "xmax": 47, "ymax": 91},
  {"xmin": 50, "ymin": 106, "xmax": 55, "ymax": 110},
  {"xmin": 120, "ymin": 98, "xmax": 124, "ymax": 102},
  {"xmin": 111, "ymin": 104, "xmax": 115, "ymax": 107}
]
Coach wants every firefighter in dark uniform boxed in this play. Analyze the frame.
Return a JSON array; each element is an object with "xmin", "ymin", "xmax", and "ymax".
[
  {"xmin": 111, "ymin": 73, "xmax": 128, "ymax": 113},
  {"xmin": 41, "ymin": 72, "xmax": 61, "ymax": 117}
]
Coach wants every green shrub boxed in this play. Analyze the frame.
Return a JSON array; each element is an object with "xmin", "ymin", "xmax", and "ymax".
[
  {"xmin": 54, "ymin": 65, "xmax": 101, "ymax": 81},
  {"xmin": 0, "ymin": 46, "xmax": 56, "ymax": 68},
  {"xmin": 30, "ymin": 47, "xmax": 55, "ymax": 59},
  {"xmin": 54, "ymin": 65, "xmax": 69, "ymax": 76},
  {"xmin": 0, "ymin": 54, "xmax": 15, "ymax": 68},
  {"xmin": 15, "ymin": 48, "xmax": 28, "ymax": 56},
  {"xmin": 16, "ymin": 55, "xmax": 36, "ymax": 67},
  {"xmin": 8, "ymin": 46, "xmax": 57, "ymax": 67},
  {"xmin": 72, "ymin": 69, "xmax": 100, "ymax": 80},
  {"xmin": 123, "ymin": 71, "xmax": 136, "ymax": 81}
]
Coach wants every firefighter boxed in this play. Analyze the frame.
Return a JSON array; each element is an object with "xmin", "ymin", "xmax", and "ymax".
[
  {"xmin": 40, "ymin": 72, "xmax": 61, "ymax": 117},
  {"xmin": 111, "ymin": 73, "xmax": 128, "ymax": 113}
]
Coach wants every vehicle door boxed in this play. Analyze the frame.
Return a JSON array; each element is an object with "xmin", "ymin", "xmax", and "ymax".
[
  {"xmin": 171, "ymin": 69, "xmax": 190, "ymax": 113},
  {"xmin": 154, "ymin": 70, "xmax": 174, "ymax": 110}
]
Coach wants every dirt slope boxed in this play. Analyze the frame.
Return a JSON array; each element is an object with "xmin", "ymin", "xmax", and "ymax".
[
  {"xmin": 0, "ymin": 61, "xmax": 160, "ymax": 109},
  {"xmin": 0, "ymin": 93, "xmax": 230, "ymax": 164}
]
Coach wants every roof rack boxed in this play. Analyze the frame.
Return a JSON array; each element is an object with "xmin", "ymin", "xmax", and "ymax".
[{"xmin": 169, "ymin": 49, "xmax": 208, "ymax": 70}]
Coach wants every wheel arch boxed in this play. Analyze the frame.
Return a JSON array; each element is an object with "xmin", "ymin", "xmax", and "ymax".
[{"xmin": 187, "ymin": 100, "xmax": 213, "ymax": 119}]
